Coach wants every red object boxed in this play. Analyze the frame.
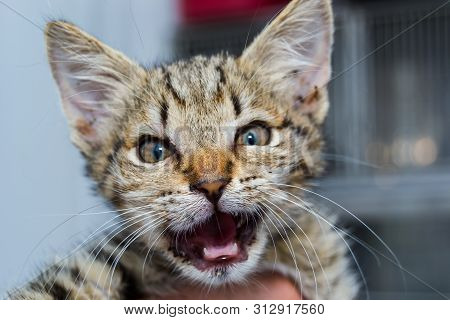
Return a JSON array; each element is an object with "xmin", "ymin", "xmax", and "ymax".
[{"xmin": 180, "ymin": 0, "xmax": 289, "ymax": 24}]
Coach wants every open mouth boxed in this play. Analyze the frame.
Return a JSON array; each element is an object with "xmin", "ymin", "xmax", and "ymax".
[{"xmin": 169, "ymin": 211, "xmax": 259, "ymax": 271}]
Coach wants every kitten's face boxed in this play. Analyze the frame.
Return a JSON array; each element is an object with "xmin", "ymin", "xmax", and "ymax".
[
  {"xmin": 46, "ymin": 0, "xmax": 333, "ymax": 285},
  {"xmin": 102, "ymin": 56, "xmax": 325, "ymax": 284}
]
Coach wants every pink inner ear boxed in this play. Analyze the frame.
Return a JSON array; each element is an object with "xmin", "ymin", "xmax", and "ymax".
[
  {"xmin": 299, "ymin": 29, "xmax": 331, "ymax": 86},
  {"xmin": 69, "ymin": 94, "xmax": 111, "ymax": 143},
  {"xmin": 74, "ymin": 118, "xmax": 95, "ymax": 139},
  {"xmin": 293, "ymin": 83, "xmax": 320, "ymax": 114},
  {"xmin": 290, "ymin": 27, "xmax": 332, "ymax": 114},
  {"xmin": 63, "ymin": 77, "xmax": 113, "ymax": 141}
]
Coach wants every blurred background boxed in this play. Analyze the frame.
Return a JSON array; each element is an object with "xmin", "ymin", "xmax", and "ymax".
[{"xmin": 0, "ymin": 0, "xmax": 449, "ymax": 299}]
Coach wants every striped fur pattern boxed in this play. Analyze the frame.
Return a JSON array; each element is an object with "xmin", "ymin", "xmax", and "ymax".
[{"xmin": 8, "ymin": 0, "xmax": 358, "ymax": 299}]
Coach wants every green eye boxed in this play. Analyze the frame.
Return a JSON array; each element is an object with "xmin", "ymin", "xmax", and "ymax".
[
  {"xmin": 138, "ymin": 136, "xmax": 173, "ymax": 163},
  {"xmin": 238, "ymin": 124, "xmax": 271, "ymax": 146}
]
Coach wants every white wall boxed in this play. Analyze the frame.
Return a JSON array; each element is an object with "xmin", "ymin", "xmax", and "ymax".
[{"xmin": 0, "ymin": 0, "xmax": 176, "ymax": 296}]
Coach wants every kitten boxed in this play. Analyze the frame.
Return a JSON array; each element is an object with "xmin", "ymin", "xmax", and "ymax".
[{"xmin": 9, "ymin": 0, "xmax": 358, "ymax": 299}]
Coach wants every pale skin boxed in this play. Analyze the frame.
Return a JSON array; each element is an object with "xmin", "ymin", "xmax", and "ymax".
[{"xmin": 160, "ymin": 273, "xmax": 302, "ymax": 300}]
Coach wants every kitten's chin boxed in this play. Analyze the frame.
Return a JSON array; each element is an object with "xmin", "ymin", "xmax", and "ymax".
[{"xmin": 167, "ymin": 212, "xmax": 267, "ymax": 284}]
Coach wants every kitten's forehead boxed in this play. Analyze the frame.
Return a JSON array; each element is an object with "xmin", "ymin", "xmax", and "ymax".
[
  {"xmin": 145, "ymin": 55, "xmax": 245, "ymax": 149},
  {"xmin": 165, "ymin": 55, "xmax": 228, "ymax": 104}
]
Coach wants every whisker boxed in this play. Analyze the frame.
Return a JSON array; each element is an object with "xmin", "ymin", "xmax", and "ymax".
[
  {"xmin": 47, "ymin": 204, "xmax": 155, "ymax": 270},
  {"xmin": 268, "ymin": 182, "xmax": 407, "ymax": 291},
  {"xmin": 259, "ymin": 201, "xmax": 319, "ymax": 298},
  {"xmin": 97, "ymin": 216, "xmax": 165, "ymax": 283},
  {"xmin": 45, "ymin": 211, "xmax": 154, "ymax": 299},
  {"xmin": 106, "ymin": 221, "xmax": 168, "ymax": 297},
  {"xmin": 71, "ymin": 213, "xmax": 164, "ymax": 299},
  {"xmin": 262, "ymin": 188, "xmax": 370, "ymax": 299},
  {"xmin": 266, "ymin": 187, "xmax": 450, "ymax": 299},
  {"xmin": 260, "ymin": 197, "xmax": 330, "ymax": 299},
  {"xmin": 265, "ymin": 186, "xmax": 381, "ymax": 265},
  {"xmin": 99, "ymin": 223, "xmax": 157, "ymax": 299},
  {"xmin": 254, "ymin": 206, "xmax": 278, "ymax": 270},
  {"xmin": 139, "ymin": 224, "xmax": 172, "ymax": 282},
  {"xmin": 321, "ymin": 153, "xmax": 381, "ymax": 169},
  {"xmin": 257, "ymin": 203, "xmax": 304, "ymax": 294}
]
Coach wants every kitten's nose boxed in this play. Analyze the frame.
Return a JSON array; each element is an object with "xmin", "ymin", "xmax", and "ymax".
[{"xmin": 192, "ymin": 179, "xmax": 228, "ymax": 203}]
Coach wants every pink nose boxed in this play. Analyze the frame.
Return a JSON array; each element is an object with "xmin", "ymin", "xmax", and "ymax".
[{"xmin": 192, "ymin": 179, "xmax": 228, "ymax": 203}]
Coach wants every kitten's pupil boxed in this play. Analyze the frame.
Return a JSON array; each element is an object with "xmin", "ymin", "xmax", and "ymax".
[
  {"xmin": 153, "ymin": 143, "xmax": 164, "ymax": 161},
  {"xmin": 245, "ymin": 132, "xmax": 258, "ymax": 146}
]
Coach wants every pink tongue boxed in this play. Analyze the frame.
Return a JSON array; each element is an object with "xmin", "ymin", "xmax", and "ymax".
[
  {"xmin": 191, "ymin": 212, "xmax": 238, "ymax": 261},
  {"xmin": 203, "ymin": 242, "xmax": 238, "ymax": 261}
]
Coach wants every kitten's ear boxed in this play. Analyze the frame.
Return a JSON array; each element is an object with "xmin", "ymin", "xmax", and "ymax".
[
  {"xmin": 45, "ymin": 21, "xmax": 146, "ymax": 154},
  {"xmin": 240, "ymin": 0, "xmax": 333, "ymax": 123}
]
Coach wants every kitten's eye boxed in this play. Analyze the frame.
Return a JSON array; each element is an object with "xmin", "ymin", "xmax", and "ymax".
[
  {"xmin": 237, "ymin": 124, "xmax": 271, "ymax": 146},
  {"xmin": 137, "ymin": 136, "xmax": 173, "ymax": 163}
]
